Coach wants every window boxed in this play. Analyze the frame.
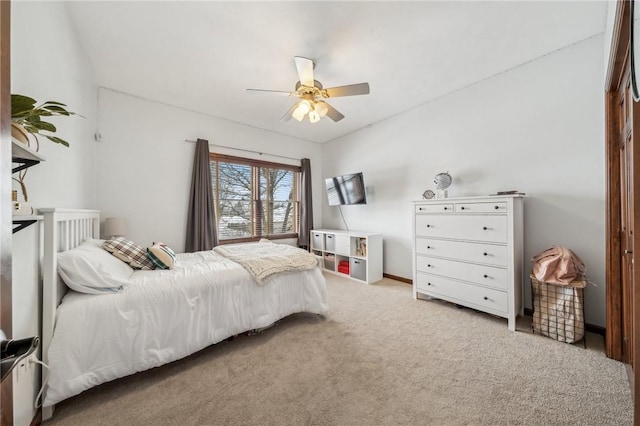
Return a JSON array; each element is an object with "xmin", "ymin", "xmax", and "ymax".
[{"xmin": 210, "ymin": 153, "xmax": 301, "ymax": 243}]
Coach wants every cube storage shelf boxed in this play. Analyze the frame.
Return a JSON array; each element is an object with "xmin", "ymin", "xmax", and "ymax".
[{"xmin": 310, "ymin": 229, "xmax": 383, "ymax": 284}]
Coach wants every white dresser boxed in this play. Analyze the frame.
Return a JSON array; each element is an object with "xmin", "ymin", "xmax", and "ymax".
[{"xmin": 412, "ymin": 195, "xmax": 525, "ymax": 330}]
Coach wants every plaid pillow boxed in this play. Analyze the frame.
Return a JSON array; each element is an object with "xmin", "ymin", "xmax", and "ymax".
[
  {"xmin": 147, "ymin": 242, "xmax": 176, "ymax": 270},
  {"xmin": 103, "ymin": 237, "xmax": 155, "ymax": 270}
]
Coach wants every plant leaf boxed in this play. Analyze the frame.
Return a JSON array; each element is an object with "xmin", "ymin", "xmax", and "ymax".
[
  {"xmin": 42, "ymin": 101, "xmax": 67, "ymax": 107},
  {"xmin": 22, "ymin": 124, "xmax": 40, "ymax": 134},
  {"xmin": 32, "ymin": 121, "xmax": 56, "ymax": 132},
  {"xmin": 11, "ymin": 95, "xmax": 36, "ymax": 115},
  {"xmin": 45, "ymin": 135, "xmax": 70, "ymax": 147},
  {"xmin": 44, "ymin": 105, "xmax": 72, "ymax": 115}
]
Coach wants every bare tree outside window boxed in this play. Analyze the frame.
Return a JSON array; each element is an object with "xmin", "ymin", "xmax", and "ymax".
[{"xmin": 210, "ymin": 155, "xmax": 299, "ymax": 242}]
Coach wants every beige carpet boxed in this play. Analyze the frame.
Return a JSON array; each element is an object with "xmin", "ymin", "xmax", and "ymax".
[{"xmin": 46, "ymin": 274, "xmax": 633, "ymax": 425}]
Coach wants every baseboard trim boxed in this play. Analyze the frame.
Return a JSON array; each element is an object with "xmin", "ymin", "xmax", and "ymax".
[
  {"xmin": 383, "ymin": 273, "xmax": 412, "ymax": 284},
  {"xmin": 523, "ymin": 308, "xmax": 605, "ymax": 337},
  {"xmin": 584, "ymin": 323, "xmax": 606, "ymax": 337}
]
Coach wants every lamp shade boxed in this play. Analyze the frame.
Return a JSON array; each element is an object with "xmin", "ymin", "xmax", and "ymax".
[
  {"xmin": 103, "ymin": 217, "xmax": 127, "ymax": 238},
  {"xmin": 308, "ymin": 110, "xmax": 320, "ymax": 123},
  {"xmin": 315, "ymin": 101, "xmax": 329, "ymax": 117},
  {"xmin": 292, "ymin": 105, "xmax": 305, "ymax": 122}
]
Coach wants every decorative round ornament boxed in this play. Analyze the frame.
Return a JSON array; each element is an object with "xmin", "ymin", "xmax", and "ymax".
[
  {"xmin": 434, "ymin": 172, "xmax": 452, "ymax": 190},
  {"xmin": 422, "ymin": 189, "xmax": 435, "ymax": 199}
]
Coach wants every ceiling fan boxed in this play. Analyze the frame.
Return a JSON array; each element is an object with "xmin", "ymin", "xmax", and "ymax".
[{"xmin": 246, "ymin": 56, "xmax": 370, "ymax": 123}]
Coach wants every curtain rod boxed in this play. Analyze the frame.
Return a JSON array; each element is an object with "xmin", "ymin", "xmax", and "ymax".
[{"xmin": 184, "ymin": 139, "xmax": 300, "ymax": 162}]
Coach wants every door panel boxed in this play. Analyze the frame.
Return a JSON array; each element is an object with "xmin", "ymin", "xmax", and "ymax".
[
  {"xmin": 618, "ymin": 58, "xmax": 636, "ymax": 369},
  {"xmin": 621, "ymin": 123, "xmax": 634, "ymax": 366},
  {"xmin": 606, "ymin": 2, "xmax": 640, "ymax": 423}
]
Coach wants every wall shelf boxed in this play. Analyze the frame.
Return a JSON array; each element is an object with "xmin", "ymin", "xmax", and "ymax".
[
  {"xmin": 11, "ymin": 137, "xmax": 45, "ymax": 234},
  {"xmin": 12, "ymin": 137, "xmax": 45, "ymax": 173},
  {"xmin": 12, "ymin": 216, "xmax": 42, "ymax": 234}
]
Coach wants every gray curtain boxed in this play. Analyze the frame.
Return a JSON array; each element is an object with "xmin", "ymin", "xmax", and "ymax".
[
  {"xmin": 185, "ymin": 138, "xmax": 218, "ymax": 252},
  {"xmin": 297, "ymin": 158, "xmax": 313, "ymax": 248}
]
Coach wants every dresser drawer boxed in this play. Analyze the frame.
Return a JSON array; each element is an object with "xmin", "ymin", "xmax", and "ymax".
[
  {"xmin": 455, "ymin": 201, "xmax": 507, "ymax": 214},
  {"xmin": 415, "ymin": 203, "xmax": 454, "ymax": 214},
  {"xmin": 415, "ymin": 214, "xmax": 507, "ymax": 243},
  {"xmin": 416, "ymin": 256, "xmax": 507, "ymax": 290},
  {"xmin": 415, "ymin": 273, "xmax": 507, "ymax": 314},
  {"xmin": 415, "ymin": 238, "xmax": 508, "ymax": 267}
]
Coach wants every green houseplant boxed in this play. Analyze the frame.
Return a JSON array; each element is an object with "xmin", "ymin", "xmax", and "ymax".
[
  {"xmin": 11, "ymin": 94, "xmax": 78, "ymax": 202},
  {"xmin": 11, "ymin": 94, "xmax": 77, "ymax": 149}
]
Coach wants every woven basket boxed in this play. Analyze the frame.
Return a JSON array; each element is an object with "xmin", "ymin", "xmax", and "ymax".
[{"xmin": 531, "ymin": 274, "xmax": 585, "ymax": 344}]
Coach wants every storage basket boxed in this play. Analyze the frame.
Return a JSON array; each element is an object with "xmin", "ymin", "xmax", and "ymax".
[{"xmin": 531, "ymin": 274, "xmax": 585, "ymax": 344}]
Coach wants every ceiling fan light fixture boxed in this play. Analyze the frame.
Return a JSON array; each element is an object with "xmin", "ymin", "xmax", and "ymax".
[
  {"xmin": 308, "ymin": 109, "xmax": 320, "ymax": 123},
  {"xmin": 292, "ymin": 103, "xmax": 305, "ymax": 121},
  {"xmin": 297, "ymin": 99, "xmax": 311, "ymax": 115},
  {"xmin": 248, "ymin": 56, "xmax": 370, "ymax": 124},
  {"xmin": 315, "ymin": 101, "xmax": 329, "ymax": 118}
]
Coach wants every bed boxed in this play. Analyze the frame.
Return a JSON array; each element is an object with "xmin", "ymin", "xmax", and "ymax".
[{"xmin": 39, "ymin": 209, "xmax": 328, "ymax": 419}]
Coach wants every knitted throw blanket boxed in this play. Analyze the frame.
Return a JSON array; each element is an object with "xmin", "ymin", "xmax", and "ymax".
[{"xmin": 213, "ymin": 241, "xmax": 318, "ymax": 284}]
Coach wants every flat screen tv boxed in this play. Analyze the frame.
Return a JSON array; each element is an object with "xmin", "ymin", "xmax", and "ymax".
[{"xmin": 325, "ymin": 172, "xmax": 367, "ymax": 206}]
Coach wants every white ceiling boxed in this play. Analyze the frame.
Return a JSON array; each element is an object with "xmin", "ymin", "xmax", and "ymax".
[{"xmin": 65, "ymin": 1, "xmax": 608, "ymax": 144}]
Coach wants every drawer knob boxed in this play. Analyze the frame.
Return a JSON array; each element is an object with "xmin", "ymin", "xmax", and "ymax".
[
  {"xmin": 483, "ymin": 296, "xmax": 488, "ymax": 301},
  {"xmin": 494, "ymin": 205, "xmax": 499, "ymax": 210},
  {"xmin": 443, "ymin": 206, "xmax": 448, "ymax": 210},
  {"xmin": 461, "ymin": 206, "xmax": 466, "ymax": 210},
  {"xmin": 419, "ymin": 207, "xmax": 423, "ymax": 211},
  {"xmin": 483, "ymin": 226, "xmax": 488, "ymax": 230},
  {"xmin": 427, "ymin": 224, "xmax": 431, "ymax": 228},
  {"xmin": 427, "ymin": 282, "xmax": 432, "ymax": 286},
  {"xmin": 427, "ymin": 245, "xmax": 432, "ymax": 249},
  {"xmin": 427, "ymin": 264, "xmax": 432, "ymax": 268},
  {"xmin": 483, "ymin": 252, "xmax": 488, "ymax": 256},
  {"xmin": 483, "ymin": 274, "xmax": 488, "ymax": 278}
]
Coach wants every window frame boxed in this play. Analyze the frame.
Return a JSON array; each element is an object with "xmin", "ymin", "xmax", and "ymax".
[{"xmin": 209, "ymin": 153, "xmax": 301, "ymax": 244}]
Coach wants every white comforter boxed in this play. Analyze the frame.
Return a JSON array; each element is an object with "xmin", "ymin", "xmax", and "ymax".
[{"xmin": 44, "ymin": 249, "xmax": 328, "ymax": 407}]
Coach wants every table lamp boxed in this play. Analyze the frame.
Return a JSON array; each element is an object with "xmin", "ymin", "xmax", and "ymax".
[{"xmin": 103, "ymin": 217, "xmax": 127, "ymax": 239}]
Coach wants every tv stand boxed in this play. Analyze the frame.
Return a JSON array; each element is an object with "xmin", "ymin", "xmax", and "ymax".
[{"xmin": 310, "ymin": 229, "xmax": 382, "ymax": 284}]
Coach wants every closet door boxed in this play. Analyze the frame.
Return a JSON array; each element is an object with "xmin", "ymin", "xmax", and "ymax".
[
  {"xmin": 619, "ymin": 63, "xmax": 636, "ymax": 367},
  {"xmin": 606, "ymin": 2, "xmax": 640, "ymax": 422}
]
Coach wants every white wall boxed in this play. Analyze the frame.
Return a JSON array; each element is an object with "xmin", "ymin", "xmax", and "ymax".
[
  {"xmin": 10, "ymin": 2, "xmax": 98, "ymax": 425},
  {"xmin": 96, "ymin": 89, "xmax": 323, "ymax": 252},
  {"xmin": 604, "ymin": 0, "xmax": 619, "ymax": 80},
  {"xmin": 321, "ymin": 35, "xmax": 606, "ymax": 327},
  {"xmin": 11, "ymin": 3, "xmax": 98, "ymax": 209}
]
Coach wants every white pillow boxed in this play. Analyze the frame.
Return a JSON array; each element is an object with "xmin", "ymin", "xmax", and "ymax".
[
  {"xmin": 57, "ymin": 242, "xmax": 134, "ymax": 294},
  {"xmin": 82, "ymin": 238, "xmax": 106, "ymax": 247}
]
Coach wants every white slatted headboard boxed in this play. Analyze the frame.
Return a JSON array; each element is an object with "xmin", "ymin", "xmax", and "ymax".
[{"xmin": 40, "ymin": 208, "xmax": 100, "ymax": 419}]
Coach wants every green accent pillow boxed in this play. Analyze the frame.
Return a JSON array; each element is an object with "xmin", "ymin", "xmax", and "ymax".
[{"xmin": 147, "ymin": 242, "xmax": 176, "ymax": 270}]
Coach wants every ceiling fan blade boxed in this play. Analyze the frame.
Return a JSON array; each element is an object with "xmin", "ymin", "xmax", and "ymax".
[
  {"xmin": 246, "ymin": 89, "xmax": 293, "ymax": 96},
  {"xmin": 280, "ymin": 103, "xmax": 299, "ymax": 122},
  {"xmin": 325, "ymin": 82, "xmax": 370, "ymax": 98},
  {"xmin": 324, "ymin": 102, "xmax": 345, "ymax": 122},
  {"xmin": 294, "ymin": 56, "xmax": 315, "ymax": 87}
]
